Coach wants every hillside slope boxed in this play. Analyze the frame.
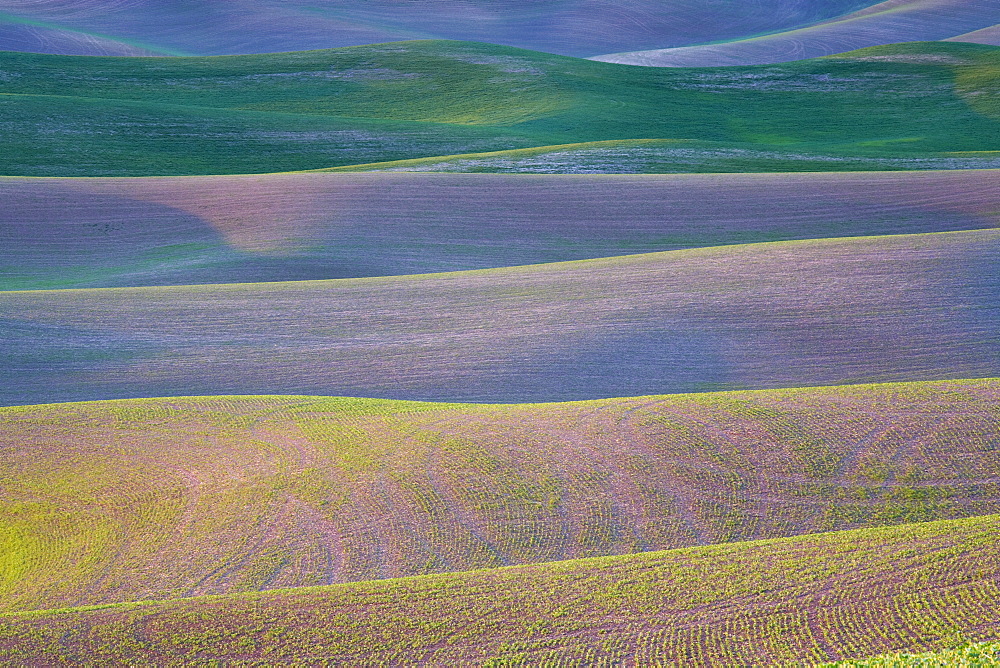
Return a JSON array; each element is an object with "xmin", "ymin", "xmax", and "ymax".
[
  {"xmin": 2, "ymin": 379, "xmax": 1000, "ymax": 613},
  {"xmin": 2, "ymin": 513, "xmax": 998, "ymax": 664},
  {"xmin": 5, "ymin": 169, "xmax": 1000, "ymax": 290},
  {"xmin": 320, "ymin": 139, "xmax": 1000, "ymax": 174},
  {"xmin": 0, "ymin": 0, "xmax": 882, "ymax": 58},
  {"xmin": 2, "ymin": 40, "xmax": 999, "ymax": 175},
  {"xmin": 948, "ymin": 23, "xmax": 1000, "ymax": 46},
  {"xmin": 823, "ymin": 642, "xmax": 1000, "ymax": 666},
  {"xmin": 592, "ymin": 0, "xmax": 1000, "ymax": 66},
  {"xmin": 2, "ymin": 229, "xmax": 999, "ymax": 406}
]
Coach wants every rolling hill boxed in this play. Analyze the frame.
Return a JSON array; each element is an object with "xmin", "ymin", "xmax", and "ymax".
[
  {"xmin": 824, "ymin": 642, "xmax": 1000, "ymax": 666},
  {"xmin": 4, "ymin": 169, "xmax": 1000, "ymax": 290},
  {"xmin": 3, "ymin": 2, "xmax": 1000, "ymax": 663},
  {"xmin": 2, "ymin": 229, "xmax": 999, "ymax": 406},
  {"xmin": 592, "ymin": 0, "xmax": 1000, "ymax": 66},
  {"xmin": 1, "ymin": 512, "xmax": 997, "ymax": 663},
  {"xmin": 0, "ymin": 0, "xmax": 885, "ymax": 58},
  {"xmin": 5, "ymin": 0, "xmax": 1000, "ymax": 65},
  {"xmin": 2, "ymin": 40, "xmax": 999, "ymax": 175},
  {"xmin": 319, "ymin": 139, "xmax": 1000, "ymax": 174},
  {"xmin": 2, "ymin": 379, "xmax": 999, "ymax": 615},
  {"xmin": 948, "ymin": 23, "xmax": 1000, "ymax": 46}
]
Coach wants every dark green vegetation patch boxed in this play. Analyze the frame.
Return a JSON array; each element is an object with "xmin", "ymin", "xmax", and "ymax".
[{"xmin": 1, "ymin": 40, "xmax": 999, "ymax": 175}]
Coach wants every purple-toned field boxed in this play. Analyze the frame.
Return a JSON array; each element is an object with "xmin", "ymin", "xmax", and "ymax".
[
  {"xmin": 0, "ymin": 0, "xmax": 886, "ymax": 58},
  {"xmin": 949, "ymin": 23, "xmax": 1000, "ymax": 45},
  {"xmin": 2, "ymin": 379, "xmax": 999, "ymax": 615},
  {"xmin": 592, "ymin": 0, "xmax": 1000, "ymax": 66},
  {"xmin": 2, "ymin": 513, "xmax": 997, "ymax": 664},
  {"xmin": 4, "ymin": 170, "xmax": 1000, "ymax": 290},
  {"xmin": 2, "ymin": 228, "xmax": 998, "ymax": 406},
  {"xmin": 6, "ymin": 0, "xmax": 1000, "ymax": 65}
]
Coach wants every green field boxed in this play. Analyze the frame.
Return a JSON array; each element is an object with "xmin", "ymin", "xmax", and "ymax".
[
  {"xmin": 2, "ymin": 512, "xmax": 998, "ymax": 664},
  {"xmin": 2, "ymin": 378, "xmax": 999, "ymax": 616},
  {"xmin": 825, "ymin": 642, "xmax": 1000, "ymax": 666},
  {"xmin": 1, "ymin": 40, "xmax": 999, "ymax": 175}
]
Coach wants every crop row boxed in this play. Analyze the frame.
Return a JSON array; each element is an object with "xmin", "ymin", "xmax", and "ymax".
[
  {"xmin": 2, "ymin": 378, "xmax": 1000, "ymax": 615},
  {"xmin": 1, "ymin": 513, "xmax": 998, "ymax": 664},
  {"xmin": 821, "ymin": 640, "xmax": 1000, "ymax": 666}
]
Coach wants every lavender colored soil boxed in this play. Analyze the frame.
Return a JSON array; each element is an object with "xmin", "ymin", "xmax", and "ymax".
[
  {"xmin": 3, "ymin": 170, "xmax": 1000, "ymax": 290},
  {"xmin": 1, "ymin": 229, "xmax": 998, "ymax": 406}
]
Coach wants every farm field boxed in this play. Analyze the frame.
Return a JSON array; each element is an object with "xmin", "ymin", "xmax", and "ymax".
[
  {"xmin": 0, "ymin": 0, "xmax": 935, "ymax": 58},
  {"xmin": 321, "ymin": 140, "xmax": 1000, "ymax": 174},
  {"xmin": 3, "ymin": 229, "xmax": 1000, "ymax": 406},
  {"xmin": 2, "ymin": 40, "xmax": 1000, "ymax": 175},
  {"xmin": 950, "ymin": 23, "xmax": 1000, "ymax": 46},
  {"xmin": 592, "ymin": 0, "xmax": 1000, "ymax": 66},
  {"xmin": 3, "ymin": 1, "xmax": 1000, "ymax": 664},
  {"xmin": 823, "ymin": 641, "xmax": 1000, "ymax": 666},
  {"xmin": 2, "ymin": 378, "xmax": 1000, "ymax": 615},
  {"xmin": 5, "ymin": 0, "xmax": 1000, "ymax": 63},
  {"xmin": 1, "ymin": 513, "xmax": 998, "ymax": 664},
  {"xmin": 4, "ymin": 169, "xmax": 1000, "ymax": 290}
]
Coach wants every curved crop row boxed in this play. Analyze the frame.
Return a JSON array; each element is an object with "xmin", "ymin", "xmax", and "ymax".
[
  {"xmin": 823, "ymin": 641, "xmax": 1000, "ymax": 666},
  {"xmin": 1, "ymin": 513, "xmax": 998, "ymax": 664},
  {"xmin": 2, "ymin": 378, "xmax": 1000, "ymax": 614}
]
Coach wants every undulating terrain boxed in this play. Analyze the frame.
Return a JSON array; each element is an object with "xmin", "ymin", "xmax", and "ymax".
[
  {"xmin": 3, "ymin": 40, "xmax": 1000, "ymax": 176},
  {"xmin": 4, "ymin": 229, "xmax": 1000, "ymax": 406},
  {"xmin": 594, "ymin": 0, "xmax": 1000, "ymax": 66},
  {"xmin": 3, "ymin": 378, "xmax": 1000, "ymax": 614},
  {"xmin": 5, "ymin": 169, "xmax": 1000, "ymax": 290},
  {"xmin": 2, "ymin": 514, "xmax": 999, "ymax": 663},
  {"xmin": 0, "ymin": 0, "xmax": 962, "ymax": 58},
  {"xmin": 2, "ymin": 1, "xmax": 1000, "ymax": 664}
]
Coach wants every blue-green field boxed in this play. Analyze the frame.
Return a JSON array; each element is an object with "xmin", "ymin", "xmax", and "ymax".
[{"xmin": 1, "ymin": 40, "xmax": 1000, "ymax": 175}]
